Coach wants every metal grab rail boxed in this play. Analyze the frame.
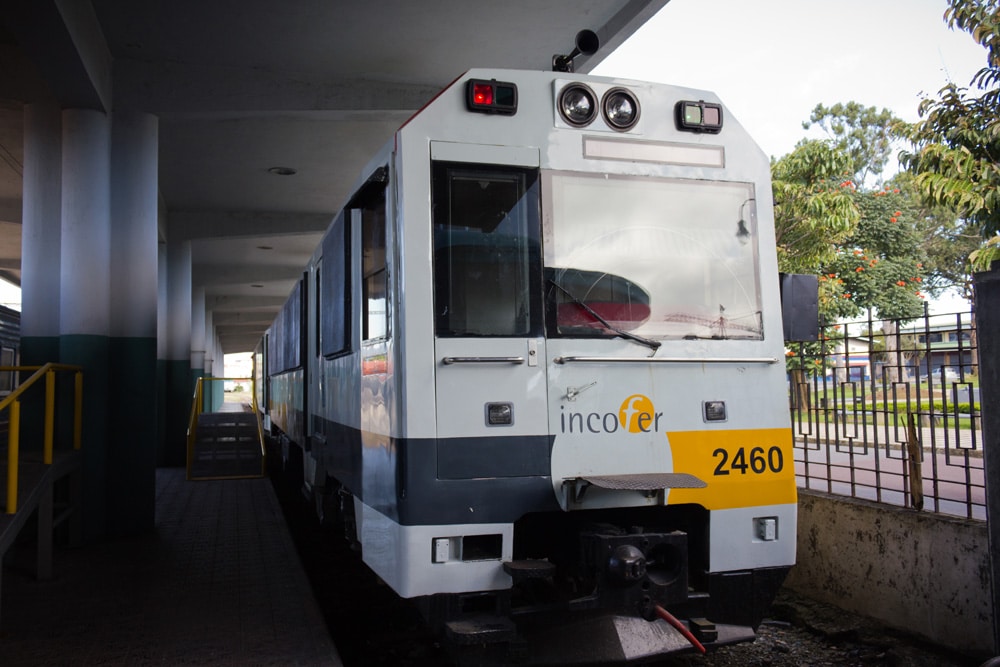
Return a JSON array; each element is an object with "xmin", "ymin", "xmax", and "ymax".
[
  {"xmin": 185, "ymin": 377, "xmax": 205, "ymax": 472},
  {"xmin": 0, "ymin": 364, "xmax": 84, "ymax": 514},
  {"xmin": 185, "ymin": 377, "xmax": 265, "ymax": 480}
]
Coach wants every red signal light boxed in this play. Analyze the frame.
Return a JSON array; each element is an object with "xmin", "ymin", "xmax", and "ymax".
[
  {"xmin": 465, "ymin": 79, "xmax": 518, "ymax": 115},
  {"xmin": 472, "ymin": 83, "xmax": 493, "ymax": 106}
]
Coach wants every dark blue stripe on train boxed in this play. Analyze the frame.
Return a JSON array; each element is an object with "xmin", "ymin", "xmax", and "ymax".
[{"xmin": 310, "ymin": 413, "xmax": 560, "ymax": 525}]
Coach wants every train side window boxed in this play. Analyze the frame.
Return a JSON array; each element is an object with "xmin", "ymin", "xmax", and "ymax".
[
  {"xmin": 321, "ymin": 212, "xmax": 350, "ymax": 357},
  {"xmin": 314, "ymin": 264, "xmax": 321, "ymax": 357},
  {"xmin": 432, "ymin": 161, "xmax": 541, "ymax": 337},
  {"xmin": 361, "ymin": 188, "xmax": 388, "ymax": 341},
  {"xmin": 0, "ymin": 346, "xmax": 13, "ymax": 393}
]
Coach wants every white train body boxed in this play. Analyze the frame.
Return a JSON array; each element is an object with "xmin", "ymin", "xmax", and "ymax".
[{"xmin": 259, "ymin": 68, "xmax": 798, "ymax": 662}]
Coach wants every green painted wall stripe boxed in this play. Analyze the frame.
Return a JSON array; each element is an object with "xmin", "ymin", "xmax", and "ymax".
[
  {"xmin": 60, "ymin": 333, "xmax": 110, "ymax": 541},
  {"xmin": 164, "ymin": 359, "xmax": 192, "ymax": 467},
  {"xmin": 108, "ymin": 336, "xmax": 156, "ymax": 535}
]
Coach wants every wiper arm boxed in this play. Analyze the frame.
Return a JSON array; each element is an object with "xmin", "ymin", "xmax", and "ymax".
[{"xmin": 547, "ymin": 279, "xmax": 661, "ymax": 352}]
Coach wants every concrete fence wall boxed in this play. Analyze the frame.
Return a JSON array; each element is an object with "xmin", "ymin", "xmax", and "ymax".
[{"xmin": 784, "ymin": 489, "xmax": 993, "ymax": 659}]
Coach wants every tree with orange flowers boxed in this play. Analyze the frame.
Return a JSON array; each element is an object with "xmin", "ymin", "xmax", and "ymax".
[{"xmin": 824, "ymin": 186, "xmax": 926, "ymax": 322}]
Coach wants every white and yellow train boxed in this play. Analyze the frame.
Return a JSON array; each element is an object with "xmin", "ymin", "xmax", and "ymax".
[{"xmin": 256, "ymin": 60, "xmax": 809, "ymax": 664}]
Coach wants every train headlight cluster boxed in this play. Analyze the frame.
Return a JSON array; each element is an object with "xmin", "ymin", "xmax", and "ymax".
[{"xmin": 556, "ymin": 82, "xmax": 640, "ymax": 131}]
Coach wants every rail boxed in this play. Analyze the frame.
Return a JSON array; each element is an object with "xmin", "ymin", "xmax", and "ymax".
[
  {"xmin": 787, "ymin": 308, "xmax": 984, "ymax": 520},
  {"xmin": 185, "ymin": 377, "xmax": 265, "ymax": 480},
  {"xmin": 0, "ymin": 364, "xmax": 83, "ymax": 514}
]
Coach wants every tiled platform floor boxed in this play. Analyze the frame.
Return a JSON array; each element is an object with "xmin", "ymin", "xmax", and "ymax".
[{"xmin": 0, "ymin": 468, "xmax": 341, "ymax": 666}]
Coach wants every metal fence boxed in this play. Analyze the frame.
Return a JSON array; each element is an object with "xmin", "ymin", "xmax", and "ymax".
[{"xmin": 787, "ymin": 306, "xmax": 985, "ymax": 520}]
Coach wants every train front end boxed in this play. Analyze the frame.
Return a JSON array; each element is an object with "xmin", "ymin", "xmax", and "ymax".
[{"xmin": 383, "ymin": 69, "xmax": 798, "ymax": 663}]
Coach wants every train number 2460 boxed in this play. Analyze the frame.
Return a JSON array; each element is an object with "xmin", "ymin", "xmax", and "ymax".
[{"xmin": 712, "ymin": 446, "xmax": 784, "ymax": 476}]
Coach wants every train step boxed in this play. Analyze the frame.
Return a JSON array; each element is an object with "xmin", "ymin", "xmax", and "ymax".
[
  {"xmin": 445, "ymin": 615, "xmax": 516, "ymax": 645},
  {"xmin": 503, "ymin": 559, "xmax": 556, "ymax": 583}
]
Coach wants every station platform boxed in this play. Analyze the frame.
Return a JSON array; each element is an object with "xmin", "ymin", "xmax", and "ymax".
[{"xmin": 0, "ymin": 467, "xmax": 342, "ymax": 666}]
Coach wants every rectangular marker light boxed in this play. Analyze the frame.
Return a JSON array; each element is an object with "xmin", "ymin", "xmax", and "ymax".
[
  {"xmin": 703, "ymin": 400, "xmax": 728, "ymax": 422},
  {"xmin": 466, "ymin": 79, "xmax": 518, "ymax": 115},
  {"xmin": 486, "ymin": 402, "xmax": 514, "ymax": 426},
  {"xmin": 676, "ymin": 100, "xmax": 723, "ymax": 134}
]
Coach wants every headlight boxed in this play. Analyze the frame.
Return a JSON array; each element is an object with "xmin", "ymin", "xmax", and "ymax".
[
  {"xmin": 558, "ymin": 83, "xmax": 598, "ymax": 127},
  {"xmin": 602, "ymin": 88, "xmax": 640, "ymax": 131}
]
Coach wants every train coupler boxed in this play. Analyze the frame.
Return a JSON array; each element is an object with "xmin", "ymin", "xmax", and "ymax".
[{"xmin": 581, "ymin": 527, "xmax": 690, "ymax": 615}]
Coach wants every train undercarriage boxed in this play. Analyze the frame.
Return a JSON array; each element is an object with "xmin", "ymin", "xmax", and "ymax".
[{"xmin": 418, "ymin": 507, "xmax": 789, "ymax": 665}]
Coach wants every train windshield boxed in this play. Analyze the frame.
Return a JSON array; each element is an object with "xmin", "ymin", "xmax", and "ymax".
[{"xmin": 543, "ymin": 172, "xmax": 763, "ymax": 341}]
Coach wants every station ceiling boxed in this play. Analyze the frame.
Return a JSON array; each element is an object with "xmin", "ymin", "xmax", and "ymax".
[{"xmin": 0, "ymin": 0, "xmax": 669, "ymax": 354}]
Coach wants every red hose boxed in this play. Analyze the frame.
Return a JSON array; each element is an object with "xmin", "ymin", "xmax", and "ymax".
[{"xmin": 653, "ymin": 604, "xmax": 706, "ymax": 654}]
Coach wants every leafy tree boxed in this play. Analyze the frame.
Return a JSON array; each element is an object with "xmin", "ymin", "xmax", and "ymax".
[
  {"xmin": 898, "ymin": 0, "xmax": 1000, "ymax": 236},
  {"xmin": 778, "ymin": 103, "xmax": 933, "ymax": 385},
  {"xmin": 771, "ymin": 140, "xmax": 859, "ymax": 275},
  {"xmin": 824, "ymin": 183, "xmax": 930, "ymax": 383},
  {"xmin": 970, "ymin": 234, "xmax": 1000, "ymax": 271},
  {"xmin": 772, "ymin": 109, "xmax": 931, "ymax": 324},
  {"xmin": 824, "ymin": 185, "xmax": 927, "ymax": 321},
  {"xmin": 771, "ymin": 141, "xmax": 860, "ymax": 395},
  {"xmin": 803, "ymin": 102, "xmax": 900, "ymax": 187},
  {"xmin": 891, "ymin": 172, "xmax": 983, "ymax": 298},
  {"xmin": 805, "ymin": 100, "xmax": 979, "ymax": 300}
]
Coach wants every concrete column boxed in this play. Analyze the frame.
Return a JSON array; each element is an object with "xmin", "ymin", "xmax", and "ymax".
[
  {"xmin": 59, "ymin": 108, "xmax": 111, "ymax": 540},
  {"xmin": 108, "ymin": 111, "xmax": 158, "ymax": 535},
  {"xmin": 156, "ymin": 239, "xmax": 167, "ymax": 462},
  {"xmin": 191, "ymin": 286, "xmax": 205, "ymax": 375},
  {"xmin": 215, "ymin": 334, "xmax": 226, "ymax": 411},
  {"xmin": 20, "ymin": 104, "xmax": 62, "ymax": 356},
  {"xmin": 203, "ymin": 309, "xmax": 217, "ymax": 410},
  {"xmin": 19, "ymin": 105, "xmax": 62, "ymax": 446},
  {"xmin": 974, "ymin": 261, "xmax": 1000, "ymax": 655},
  {"xmin": 163, "ymin": 238, "xmax": 192, "ymax": 466},
  {"xmin": 191, "ymin": 286, "xmax": 206, "ymax": 410}
]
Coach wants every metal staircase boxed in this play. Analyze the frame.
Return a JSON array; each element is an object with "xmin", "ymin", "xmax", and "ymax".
[
  {"xmin": 188, "ymin": 409, "xmax": 263, "ymax": 480},
  {"xmin": 186, "ymin": 378, "xmax": 265, "ymax": 481}
]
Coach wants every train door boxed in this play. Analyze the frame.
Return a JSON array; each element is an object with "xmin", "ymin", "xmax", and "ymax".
[{"xmin": 431, "ymin": 157, "xmax": 549, "ymax": 446}]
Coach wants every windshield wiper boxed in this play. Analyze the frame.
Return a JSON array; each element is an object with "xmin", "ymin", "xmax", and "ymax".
[{"xmin": 547, "ymin": 279, "xmax": 661, "ymax": 352}]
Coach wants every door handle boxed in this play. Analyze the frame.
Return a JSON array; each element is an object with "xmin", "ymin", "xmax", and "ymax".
[{"xmin": 441, "ymin": 356, "xmax": 525, "ymax": 365}]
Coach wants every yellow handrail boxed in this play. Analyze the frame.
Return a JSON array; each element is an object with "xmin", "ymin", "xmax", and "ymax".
[
  {"xmin": 1, "ymin": 363, "xmax": 84, "ymax": 514},
  {"xmin": 6, "ymin": 400, "xmax": 19, "ymax": 514},
  {"xmin": 185, "ymin": 377, "xmax": 204, "ymax": 479}
]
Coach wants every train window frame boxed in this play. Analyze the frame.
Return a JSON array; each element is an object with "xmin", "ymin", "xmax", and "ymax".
[
  {"xmin": 360, "ymin": 178, "xmax": 389, "ymax": 343},
  {"xmin": 542, "ymin": 171, "xmax": 764, "ymax": 342},
  {"xmin": 314, "ymin": 263, "xmax": 322, "ymax": 358},
  {"xmin": 320, "ymin": 211, "xmax": 351, "ymax": 358},
  {"xmin": 0, "ymin": 345, "xmax": 14, "ymax": 394},
  {"xmin": 431, "ymin": 161, "xmax": 542, "ymax": 338}
]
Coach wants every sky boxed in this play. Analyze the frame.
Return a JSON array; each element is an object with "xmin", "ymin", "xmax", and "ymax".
[
  {"xmin": 594, "ymin": 0, "xmax": 987, "ymax": 162},
  {"xmin": 594, "ymin": 0, "xmax": 988, "ymax": 312}
]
